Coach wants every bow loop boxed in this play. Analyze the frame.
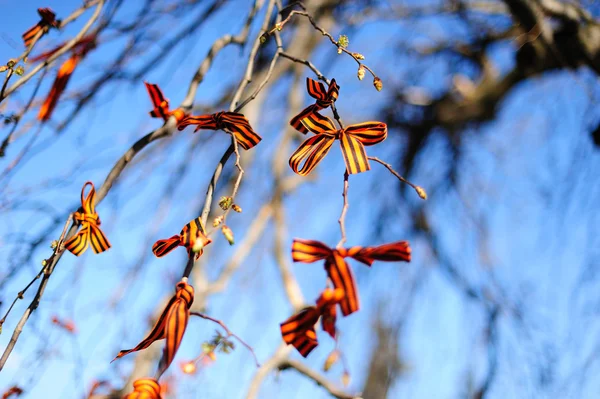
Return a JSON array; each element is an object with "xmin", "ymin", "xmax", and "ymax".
[
  {"xmin": 290, "ymin": 78, "xmax": 340, "ymax": 134},
  {"xmin": 344, "ymin": 241, "xmax": 411, "ymax": 266},
  {"xmin": 64, "ymin": 182, "xmax": 110, "ymax": 256}
]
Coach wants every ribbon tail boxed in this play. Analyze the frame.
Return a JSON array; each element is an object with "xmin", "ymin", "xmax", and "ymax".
[
  {"xmin": 63, "ymin": 226, "xmax": 90, "ymax": 256},
  {"xmin": 289, "ymin": 105, "xmax": 316, "ymax": 134},
  {"xmin": 89, "ymin": 224, "xmax": 111, "ymax": 254},
  {"xmin": 112, "ymin": 296, "xmax": 176, "ymax": 362},
  {"xmin": 157, "ymin": 298, "xmax": 189, "ymax": 375},
  {"xmin": 280, "ymin": 308, "xmax": 320, "ymax": 357},
  {"xmin": 326, "ymin": 254, "xmax": 360, "ymax": 316},
  {"xmin": 38, "ymin": 55, "xmax": 79, "ymax": 121},
  {"xmin": 340, "ymin": 133, "xmax": 370, "ymax": 175},
  {"xmin": 22, "ymin": 23, "xmax": 43, "ymax": 48}
]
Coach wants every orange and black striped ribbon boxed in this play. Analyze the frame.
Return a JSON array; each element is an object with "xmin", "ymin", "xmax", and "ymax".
[
  {"xmin": 152, "ymin": 217, "xmax": 211, "ymax": 259},
  {"xmin": 292, "ymin": 239, "xmax": 411, "ymax": 316},
  {"xmin": 113, "ymin": 281, "xmax": 194, "ymax": 374},
  {"xmin": 289, "ymin": 78, "xmax": 339, "ymax": 134},
  {"xmin": 34, "ymin": 35, "xmax": 96, "ymax": 122},
  {"xmin": 280, "ymin": 288, "xmax": 344, "ymax": 357},
  {"xmin": 289, "ymin": 111, "xmax": 387, "ymax": 175},
  {"xmin": 38, "ymin": 54, "xmax": 80, "ymax": 121},
  {"xmin": 124, "ymin": 378, "xmax": 162, "ymax": 399},
  {"xmin": 64, "ymin": 182, "xmax": 111, "ymax": 256},
  {"xmin": 144, "ymin": 82, "xmax": 186, "ymax": 123},
  {"xmin": 22, "ymin": 8, "xmax": 59, "ymax": 49},
  {"xmin": 2, "ymin": 386, "xmax": 23, "ymax": 399},
  {"xmin": 177, "ymin": 111, "xmax": 261, "ymax": 150}
]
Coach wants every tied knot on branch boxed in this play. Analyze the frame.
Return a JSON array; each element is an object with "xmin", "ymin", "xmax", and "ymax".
[
  {"xmin": 64, "ymin": 181, "xmax": 111, "ymax": 256},
  {"xmin": 152, "ymin": 217, "xmax": 212, "ymax": 259},
  {"xmin": 145, "ymin": 82, "xmax": 187, "ymax": 124},
  {"xmin": 177, "ymin": 111, "xmax": 261, "ymax": 150},
  {"xmin": 290, "ymin": 77, "xmax": 339, "ymax": 134},
  {"xmin": 280, "ymin": 288, "xmax": 345, "ymax": 357},
  {"xmin": 22, "ymin": 8, "xmax": 60, "ymax": 49},
  {"xmin": 291, "ymin": 239, "xmax": 411, "ymax": 317},
  {"xmin": 124, "ymin": 378, "xmax": 162, "ymax": 399},
  {"xmin": 113, "ymin": 281, "xmax": 194, "ymax": 376},
  {"xmin": 289, "ymin": 111, "xmax": 387, "ymax": 175}
]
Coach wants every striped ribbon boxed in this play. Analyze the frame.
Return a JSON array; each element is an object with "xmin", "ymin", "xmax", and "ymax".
[
  {"xmin": 289, "ymin": 77, "xmax": 339, "ymax": 134},
  {"xmin": 34, "ymin": 35, "xmax": 96, "ymax": 122},
  {"xmin": 291, "ymin": 239, "xmax": 411, "ymax": 316},
  {"xmin": 22, "ymin": 8, "xmax": 59, "ymax": 49},
  {"xmin": 124, "ymin": 378, "xmax": 162, "ymax": 399},
  {"xmin": 280, "ymin": 288, "xmax": 344, "ymax": 357},
  {"xmin": 289, "ymin": 111, "xmax": 387, "ymax": 175},
  {"xmin": 177, "ymin": 111, "xmax": 261, "ymax": 150},
  {"xmin": 152, "ymin": 217, "xmax": 211, "ymax": 259},
  {"xmin": 144, "ymin": 82, "xmax": 186, "ymax": 123},
  {"xmin": 113, "ymin": 282, "xmax": 194, "ymax": 376},
  {"xmin": 64, "ymin": 182, "xmax": 111, "ymax": 256}
]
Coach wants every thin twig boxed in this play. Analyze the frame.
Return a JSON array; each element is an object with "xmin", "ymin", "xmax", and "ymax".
[
  {"xmin": 336, "ymin": 171, "xmax": 349, "ymax": 248},
  {"xmin": 368, "ymin": 156, "xmax": 426, "ymax": 199},
  {"xmin": 278, "ymin": 359, "xmax": 361, "ymax": 399},
  {"xmin": 190, "ymin": 312, "xmax": 260, "ymax": 367}
]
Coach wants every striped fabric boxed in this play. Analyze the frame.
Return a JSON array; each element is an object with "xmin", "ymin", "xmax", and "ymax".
[
  {"xmin": 124, "ymin": 378, "xmax": 162, "ymax": 399},
  {"xmin": 280, "ymin": 288, "xmax": 344, "ymax": 357},
  {"xmin": 288, "ymin": 111, "xmax": 387, "ymax": 175},
  {"xmin": 291, "ymin": 239, "xmax": 411, "ymax": 316},
  {"xmin": 144, "ymin": 82, "xmax": 186, "ymax": 123},
  {"xmin": 64, "ymin": 182, "xmax": 111, "ymax": 256},
  {"xmin": 290, "ymin": 78, "xmax": 339, "ymax": 134},
  {"xmin": 113, "ymin": 282, "xmax": 194, "ymax": 376},
  {"xmin": 177, "ymin": 111, "xmax": 261, "ymax": 150},
  {"xmin": 34, "ymin": 35, "xmax": 96, "ymax": 122},
  {"xmin": 22, "ymin": 8, "xmax": 59, "ymax": 49},
  {"xmin": 152, "ymin": 217, "xmax": 211, "ymax": 259}
]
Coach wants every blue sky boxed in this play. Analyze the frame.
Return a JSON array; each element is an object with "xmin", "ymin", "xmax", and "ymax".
[{"xmin": 1, "ymin": 1, "xmax": 600, "ymax": 398}]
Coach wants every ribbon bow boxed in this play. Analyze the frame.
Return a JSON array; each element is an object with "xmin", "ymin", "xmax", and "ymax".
[
  {"xmin": 289, "ymin": 111, "xmax": 387, "ymax": 175},
  {"xmin": 113, "ymin": 281, "xmax": 194, "ymax": 375},
  {"xmin": 34, "ymin": 35, "xmax": 96, "ymax": 122},
  {"xmin": 22, "ymin": 8, "xmax": 60, "ymax": 49},
  {"xmin": 152, "ymin": 217, "xmax": 212, "ymax": 259},
  {"xmin": 63, "ymin": 182, "xmax": 111, "ymax": 256},
  {"xmin": 124, "ymin": 378, "xmax": 162, "ymax": 399},
  {"xmin": 292, "ymin": 239, "xmax": 411, "ymax": 316},
  {"xmin": 290, "ymin": 78, "xmax": 339, "ymax": 134},
  {"xmin": 177, "ymin": 111, "xmax": 261, "ymax": 150},
  {"xmin": 2, "ymin": 386, "xmax": 23, "ymax": 399},
  {"xmin": 144, "ymin": 82, "xmax": 186, "ymax": 123},
  {"xmin": 280, "ymin": 288, "xmax": 344, "ymax": 357}
]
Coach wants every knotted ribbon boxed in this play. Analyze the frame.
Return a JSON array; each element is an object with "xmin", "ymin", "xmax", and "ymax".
[
  {"xmin": 152, "ymin": 217, "xmax": 212, "ymax": 260},
  {"xmin": 22, "ymin": 8, "xmax": 59, "ymax": 49},
  {"xmin": 124, "ymin": 378, "xmax": 162, "ymax": 399},
  {"xmin": 289, "ymin": 77, "xmax": 339, "ymax": 134},
  {"xmin": 64, "ymin": 182, "xmax": 111, "ymax": 256},
  {"xmin": 289, "ymin": 111, "xmax": 387, "ymax": 175},
  {"xmin": 280, "ymin": 288, "xmax": 344, "ymax": 357},
  {"xmin": 177, "ymin": 111, "xmax": 261, "ymax": 150},
  {"xmin": 291, "ymin": 239, "xmax": 411, "ymax": 316},
  {"xmin": 144, "ymin": 82, "xmax": 186, "ymax": 124},
  {"xmin": 113, "ymin": 282, "xmax": 194, "ymax": 375}
]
